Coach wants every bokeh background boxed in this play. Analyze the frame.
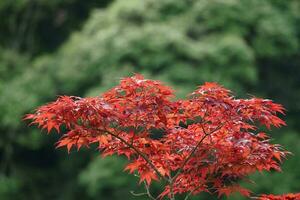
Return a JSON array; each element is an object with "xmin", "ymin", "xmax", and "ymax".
[{"xmin": 0, "ymin": 0, "xmax": 299, "ymax": 199}]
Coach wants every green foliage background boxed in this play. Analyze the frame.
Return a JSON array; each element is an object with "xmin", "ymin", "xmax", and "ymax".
[{"xmin": 0, "ymin": 0, "xmax": 299, "ymax": 199}]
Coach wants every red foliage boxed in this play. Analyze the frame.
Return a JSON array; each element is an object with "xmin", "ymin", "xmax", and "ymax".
[
  {"xmin": 25, "ymin": 74, "xmax": 292, "ymax": 199},
  {"xmin": 258, "ymin": 193, "xmax": 300, "ymax": 200}
]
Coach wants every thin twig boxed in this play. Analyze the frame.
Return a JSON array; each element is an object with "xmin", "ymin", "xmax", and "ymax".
[
  {"xmin": 130, "ymin": 191, "xmax": 148, "ymax": 197},
  {"xmin": 143, "ymin": 181, "xmax": 157, "ymax": 200}
]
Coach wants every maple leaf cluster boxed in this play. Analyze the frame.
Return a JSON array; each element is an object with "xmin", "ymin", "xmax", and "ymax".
[
  {"xmin": 25, "ymin": 74, "xmax": 290, "ymax": 199},
  {"xmin": 258, "ymin": 193, "xmax": 300, "ymax": 200}
]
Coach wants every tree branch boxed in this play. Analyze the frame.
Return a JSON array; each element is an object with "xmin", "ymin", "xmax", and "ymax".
[
  {"xmin": 168, "ymin": 177, "xmax": 176, "ymax": 200},
  {"xmin": 130, "ymin": 181, "xmax": 157, "ymax": 200},
  {"xmin": 172, "ymin": 122, "xmax": 225, "ymax": 182},
  {"xmin": 94, "ymin": 128, "xmax": 168, "ymax": 182},
  {"xmin": 143, "ymin": 181, "xmax": 157, "ymax": 200}
]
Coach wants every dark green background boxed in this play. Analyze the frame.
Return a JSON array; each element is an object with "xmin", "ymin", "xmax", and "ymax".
[{"xmin": 0, "ymin": 0, "xmax": 299, "ymax": 199}]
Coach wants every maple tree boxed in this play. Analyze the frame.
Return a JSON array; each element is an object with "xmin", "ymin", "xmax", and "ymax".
[{"xmin": 25, "ymin": 74, "xmax": 296, "ymax": 199}]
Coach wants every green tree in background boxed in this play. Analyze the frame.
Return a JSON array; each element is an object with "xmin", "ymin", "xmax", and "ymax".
[
  {"xmin": 0, "ymin": 0, "xmax": 111, "ymax": 55},
  {"xmin": 0, "ymin": 0, "xmax": 299, "ymax": 199}
]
